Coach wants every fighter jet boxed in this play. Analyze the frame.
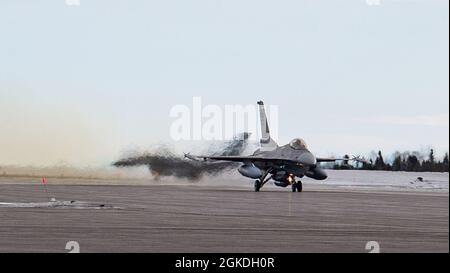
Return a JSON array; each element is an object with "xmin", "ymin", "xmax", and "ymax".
[{"xmin": 188, "ymin": 101, "xmax": 368, "ymax": 192}]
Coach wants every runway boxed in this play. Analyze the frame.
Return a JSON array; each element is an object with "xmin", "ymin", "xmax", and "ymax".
[{"xmin": 0, "ymin": 180, "xmax": 448, "ymax": 253}]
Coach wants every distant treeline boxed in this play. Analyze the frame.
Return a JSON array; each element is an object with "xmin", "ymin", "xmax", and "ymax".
[{"xmin": 333, "ymin": 149, "xmax": 449, "ymax": 173}]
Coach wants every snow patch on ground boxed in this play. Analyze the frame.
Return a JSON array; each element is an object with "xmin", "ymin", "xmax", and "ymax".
[
  {"xmin": 0, "ymin": 200, "xmax": 122, "ymax": 209},
  {"xmin": 307, "ymin": 170, "xmax": 449, "ymax": 192},
  {"xmin": 0, "ymin": 170, "xmax": 447, "ymax": 193}
]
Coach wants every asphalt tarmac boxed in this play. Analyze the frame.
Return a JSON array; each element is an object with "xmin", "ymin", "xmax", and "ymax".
[{"xmin": 0, "ymin": 180, "xmax": 448, "ymax": 253}]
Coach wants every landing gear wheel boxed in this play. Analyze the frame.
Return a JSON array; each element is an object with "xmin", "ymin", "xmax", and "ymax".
[
  {"xmin": 292, "ymin": 182, "xmax": 298, "ymax": 192},
  {"xmin": 296, "ymin": 181, "xmax": 303, "ymax": 192},
  {"xmin": 254, "ymin": 180, "xmax": 262, "ymax": 192}
]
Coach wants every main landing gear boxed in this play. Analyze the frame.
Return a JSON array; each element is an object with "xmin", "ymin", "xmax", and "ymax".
[
  {"xmin": 254, "ymin": 169, "xmax": 303, "ymax": 192},
  {"xmin": 255, "ymin": 179, "xmax": 303, "ymax": 192},
  {"xmin": 291, "ymin": 180, "xmax": 303, "ymax": 192}
]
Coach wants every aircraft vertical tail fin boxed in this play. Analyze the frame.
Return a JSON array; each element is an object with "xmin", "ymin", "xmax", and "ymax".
[{"xmin": 257, "ymin": 101, "xmax": 278, "ymax": 151}]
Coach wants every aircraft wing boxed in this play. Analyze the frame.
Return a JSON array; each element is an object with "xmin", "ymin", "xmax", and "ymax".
[
  {"xmin": 316, "ymin": 157, "xmax": 344, "ymax": 163},
  {"xmin": 187, "ymin": 154, "xmax": 369, "ymax": 165},
  {"xmin": 194, "ymin": 155, "xmax": 301, "ymax": 165},
  {"xmin": 317, "ymin": 156, "xmax": 370, "ymax": 164}
]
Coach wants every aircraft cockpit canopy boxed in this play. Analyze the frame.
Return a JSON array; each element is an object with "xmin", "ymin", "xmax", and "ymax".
[{"xmin": 289, "ymin": 138, "xmax": 308, "ymax": 150}]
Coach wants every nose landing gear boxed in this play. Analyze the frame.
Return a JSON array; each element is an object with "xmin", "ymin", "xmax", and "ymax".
[
  {"xmin": 292, "ymin": 180, "xmax": 303, "ymax": 192},
  {"xmin": 254, "ymin": 180, "xmax": 262, "ymax": 192},
  {"xmin": 253, "ymin": 168, "xmax": 273, "ymax": 192}
]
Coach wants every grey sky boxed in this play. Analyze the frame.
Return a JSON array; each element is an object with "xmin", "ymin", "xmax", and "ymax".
[{"xmin": 0, "ymin": 0, "xmax": 448, "ymax": 166}]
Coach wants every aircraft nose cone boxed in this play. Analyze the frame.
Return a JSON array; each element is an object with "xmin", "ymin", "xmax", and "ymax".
[{"xmin": 298, "ymin": 152, "xmax": 317, "ymax": 166}]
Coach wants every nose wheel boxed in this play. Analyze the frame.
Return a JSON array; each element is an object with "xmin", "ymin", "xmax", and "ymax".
[
  {"xmin": 292, "ymin": 180, "xmax": 303, "ymax": 192},
  {"xmin": 254, "ymin": 180, "xmax": 262, "ymax": 192}
]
